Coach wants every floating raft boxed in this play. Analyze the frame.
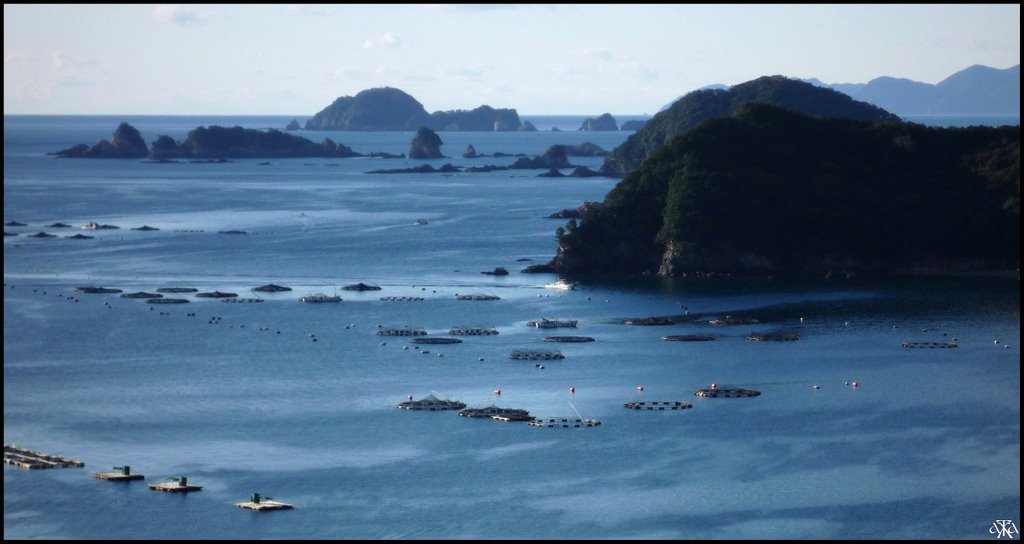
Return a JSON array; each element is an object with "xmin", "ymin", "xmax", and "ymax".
[
  {"xmin": 47, "ymin": 222, "xmax": 72, "ymax": 228},
  {"xmin": 148, "ymin": 477, "xmax": 202, "ymax": 493},
  {"xmin": 378, "ymin": 327, "xmax": 427, "ymax": 337},
  {"xmin": 449, "ymin": 327, "xmax": 498, "ymax": 336},
  {"xmin": 544, "ymin": 336, "xmax": 594, "ymax": 343},
  {"xmin": 195, "ymin": 291, "xmax": 238, "ymax": 298},
  {"xmin": 624, "ymin": 401, "xmax": 693, "ymax": 410},
  {"xmin": 410, "ymin": 337, "xmax": 463, "ymax": 345},
  {"xmin": 625, "ymin": 316, "xmax": 677, "ymax": 326},
  {"xmin": 146, "ymin": 298, "xmax": 189, "ymax": 304},
  {"xmin": 4, "ymin": 445, "xmax": 85, "ymax": 469},
  {"xmin": 221, "ymin": 298, "xmax": 264, "ymax": 303},
  {"xmin": 459, "ymin": 406, "xmax": 532, "ymax": 420},
  {"xmin": 121, "ymin": 291, "xmax": 162, "ymax": 299},
  {"xmin": 709, "ymin": 316, "xmax": 760, "ymax": 326},
  {"xmin": 157, "ymin": 287, "xmax": 199, "ymax": 293},
  {"xmin": 75, "ymin": 286, "xmax": 123, "ymax": 294},
  {"xmin": 662, "ymin": 334, "xmax": 716, "ymax": 342},
  {"xmin": 456, "ymin": 294, "xmax": 501, "ymax": 301},
  {"xmin": 94, "ymin": 466, "xmax": 144, "ymax": 481},
  {"xmin": 381, "ymin": 296, "xmax": 424, "ymax": 301},
  {"xmin": 252, "ymin": 283, "xmax": 291, "ymax": 292},
  {"xmin": 236, "ymin": 494, "xmax": 293, "ymax": 511},
  {"xmin": 5, "ymin": 221, "xmax": 28, "ymax": 226},
  {"xmin": 901, "ymin": 341, "xmax": 958, "ymax": 349},
  {"xmin": 526, "ymin": 318, "xmax": 577, "ymax": 328},
  {"xmin": 510, "ymin": 349, "xmax": 564, "ymax": 360},
  {"xmin": 65, "ymin": 233, "xmax": 94, "ymax": 239},
  {"xmin": 397, "ymin": 394, "xmax": 466, "ymax": 410},
  {"xmin": 695, "ymin": 387, "xmax": 761, "ymax": 398},
  {"xmin": 528, "ymin": 417, "xmax": 601, "ymax": 428},
  {"xmin": 747, "ymin": 332, "xmax": 799, "ymax": 342},
  {"xmin": 299, "ymin": 293, "xmax": 342, "ymax": 303},
  {"xmin": 131, "ymin": 225, "xmax": 160, "ymax": 231},
  {"xmin": 28, "ymin": 232, "xmax": 56, "ymax": 238},
  {"xmin": 343, "ymin": 282, "xmax": 382, "ymax": 291}
]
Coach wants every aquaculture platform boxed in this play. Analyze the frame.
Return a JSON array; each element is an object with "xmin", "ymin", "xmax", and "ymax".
[
  {"xmin": 410, "ymin": 337, "xmax": 463, "ymax": 345},
  {"xmin": 543, "ymin": 336, "xmax": 595, "ymax": 343},
  {"xmin": 456, "ymin": 294, "xmax": 501, "ymax": 301},
  {"xmin": 901, "ymin": 341, "xmax": 958, "ymax": 349},
  {"xmin": 709, "ymin": 316, "xmax": 759, "ymax": 326},
  {"xmin": 526, "ymin": 318, "xmax": 577, "ymax": 328},
  {"xmin": 146, "ymin": 298, "xmax": 189, "ymax": 304},
  {"xmin": 528, "ymin": 417, "xmax": 601, "ymax": 428},
  {"xmin": 236, "ymin": 494, "xmax": 294, "ymax": 511},
  {"xmin": 398, "ymin": 394, "xmax": 466, "ymax": 411},
  {"xmin": 624, "ymin": 401, "xmax": 693, "ymax": 410},
  {"xmin": 148, "ymin": 478, "xmax": 202, "ymax": 493},
  {"xmin": 695, "ymin": 387, "xmax": 761, "ymax": 398},
  {"xmin": 747, "ymin": 332, "xmax": 799, "ymax": 342},
  {"xmin": 625, "ymin": 316, "xmax": 677, "ymax": 326},
  {"xmin": 510, "ymin": 349, "xmax": 564, "ymax": 360},
  {"xmin": 221, "ymin": 298, "xmax": 264, "ymax": 303},
  {"xmin": 74, "ymin": 287, "xmax": 123, "ymax": 294},
  {"xmin": 662, "ymin": 334, "xmax": 716, "ymax": 342},
  {"xmin": 381, "ymin": 296, "xmax": 424, "ymax": 301},
  {"xmin": 95, "ymin": 466, "xmax": 144, "ymax": 481},
  {"xmin": 156, "ymin": 287, "xmax": 198, "ymax": 293},
  {"xmin": 4, "ymin": 445, "xmax": 85, "ymax": 469},
  {"xmin": 378, "ymin": 327, "xmax": 427, "ymax": 336},
  {"xmin": 448, "ymin": 327, "xmax": 498, "ymax": 336}
]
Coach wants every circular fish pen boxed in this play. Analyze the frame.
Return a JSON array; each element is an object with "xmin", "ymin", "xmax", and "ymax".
[
  {"xmin": 157, "ymin": 287, "xmax": 198, "ymax": 293},
  {"xmin": 146, "ymin": 298, "xmax": 189, "ymax": 304},
  {"xmin": 378, "ymin": 327, "xmax": 427, "ymax": 337},
  {"xmin": 449, "ymin": 327, "xmax": 499, "ymax": 336},
  {"xmin": 380, "ymin": 296, "xmax": 425, "ymax": 301},
  {"xmin": 746, "ymin": 332, "xmax": 799, "ymax": 341},
  {"xmin": 510, "ymin": 349, "xmax": 565, "ymax": 360},
  {"xmin": 121, "ymin": 292, "xmax": 162, "ymax": 299},
  {"xmin": 695, "ymin": 387, "xmax": 761, "ymax": 398},
  {"xmin": 662, "ymin": 335, "xmax": 716, "ymax": 342},
  {"xmin": 625, "ymin": 316, "xmax": 676, "ymax": 326},
  {"xmin": 410, "ymin": 337, "xmax": 463, "ymax": 345},
  {"xmin": 901, "ymin": 341, "xmax": 958, "ymax": 348},
  {"xmin": 543, "ymin": 336, "xmax": 595, "ymax": 343},
  {"xmin": 456, "ymin": 294, "xmax": 501, "ymax": 301},
  {"xmin": 623, "ymin": 401, "xmax": 693, "ymax": 410},
  {"xmin": 709, "ymin": 316, "xmax": 760, "ymax": 326}
]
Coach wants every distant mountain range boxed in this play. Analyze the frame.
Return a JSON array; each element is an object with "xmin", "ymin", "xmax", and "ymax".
[
  {"xmin": 666, "ymin": 65, "xmax": 1019, "ymax": 116},
  {"xmin": 803, "ymin": 64, "xmax": 1019, "ymax": 116}
]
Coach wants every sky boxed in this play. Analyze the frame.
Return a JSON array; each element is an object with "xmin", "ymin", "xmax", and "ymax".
[{"xmin": 3, "ymin": 4, "xmax": 1020, "ymax": 115}]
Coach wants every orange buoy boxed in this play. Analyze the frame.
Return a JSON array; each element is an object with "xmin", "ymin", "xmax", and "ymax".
[{"xmin": 569, "ymin": 387, "xmax": 575, "ymax": 394}]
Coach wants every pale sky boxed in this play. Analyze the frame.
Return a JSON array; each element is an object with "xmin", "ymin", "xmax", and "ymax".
[{"xmin": 3, "ymin": 4, "xmax": 1020, "ymax": 115}]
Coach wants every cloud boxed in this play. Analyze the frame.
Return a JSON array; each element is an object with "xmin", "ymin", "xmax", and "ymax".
[
  {"xmin": 153, "ymin": 5, "xmax": 201, "ymax": 26},
  {"xmin": 363, "ymin": 31, "xmax": 401, "ymax": 50},
  {"xmin": 52, "ymin": 51, "xmax": 65, "ymax": 69}
]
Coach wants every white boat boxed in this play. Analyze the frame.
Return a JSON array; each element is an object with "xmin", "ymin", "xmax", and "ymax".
[
  {"xmin": 543, "ymin": 279, "xmax": 576, "ymax": 290},
  {"xmin": 299, "ymin": 293, "xmax": 342, "ymax": 303},
  {"xmin": 81, "ymin": 221, "xmax": 99, "ymax": 230}
]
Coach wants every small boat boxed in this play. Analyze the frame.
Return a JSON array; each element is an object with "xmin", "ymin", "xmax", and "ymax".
[
  {"xmin": 414, "ymin": 219, "xmax": 429, "ymax": 225},
  {"xmin": 543, "ymin": 279, "xmax": 576, "ymax": 290},
  {"xmin": 299, "ymin": 293, "xmax": 342, "ymax": 303}
]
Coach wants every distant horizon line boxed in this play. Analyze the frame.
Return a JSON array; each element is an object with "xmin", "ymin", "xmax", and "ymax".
[{"xmin": 2, "ymin": 113, "xmax": 659, "ymax": 118}]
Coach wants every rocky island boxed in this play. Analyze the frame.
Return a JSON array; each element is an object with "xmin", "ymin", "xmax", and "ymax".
[
  {"xmin": 408, "ymin": 127, "xmax": 444, "ymax": 159},
  {"xmin": 579, "ymin": 113, "xmax": 619, "ymax": 131},
  {"xmin": 304, "ymin": 87, "xmax": 532, "ymax": 132}
]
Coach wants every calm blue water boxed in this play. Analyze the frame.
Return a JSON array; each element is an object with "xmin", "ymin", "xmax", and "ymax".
[{"xmin": 4, "ymin": 115, "xmax": 1020, "ymax": 539}]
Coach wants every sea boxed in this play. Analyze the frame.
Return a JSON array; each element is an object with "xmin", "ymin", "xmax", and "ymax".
[{"xmin": 3, "ymin": 114, "xmax": 1020, "ymax": 539}]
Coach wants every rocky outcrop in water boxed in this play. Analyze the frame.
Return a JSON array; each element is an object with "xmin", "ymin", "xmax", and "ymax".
[
  {"xmin": 578, "ymin": 113, "xmax": 619, "ymax": 131},
  {"xmin": 52, "ymin": 123, "xmax": 149, "ymax": 158},
  {"xmin": 408, "ymin": 127, "xmax": 444, "ymax": 159}
]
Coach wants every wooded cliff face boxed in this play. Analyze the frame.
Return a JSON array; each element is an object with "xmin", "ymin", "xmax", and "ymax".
[
  {"xmin": 601, "ymin": 75, "xmax": 900, "ymax": 176},
  {"xmin": 557, "ymin": 104, "xmax": 1020, "ymax": 276}
]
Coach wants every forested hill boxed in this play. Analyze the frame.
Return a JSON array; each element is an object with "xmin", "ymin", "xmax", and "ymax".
[
  {"xmin": 557, "ymin": 104, "xmax": 1020, "ymax": 277},
  {"xmin": 600, "ymin": 75, "xmax": 900, "ymax": 176}
]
